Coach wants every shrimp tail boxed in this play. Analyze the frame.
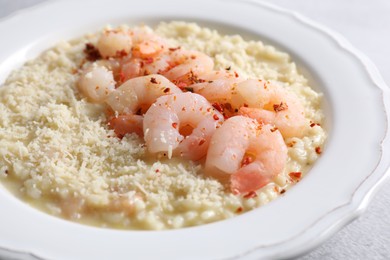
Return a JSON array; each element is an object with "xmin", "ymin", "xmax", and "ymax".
[
  {"xmin": 230, "ymin": 162, "xmax": 270, "ymax": 194},
  {"xmin": 108, "ymin": 114, "xmax": 144, "ymax": 138}
]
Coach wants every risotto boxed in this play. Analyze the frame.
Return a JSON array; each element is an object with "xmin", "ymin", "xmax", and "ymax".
[{"xmin": 0, "ymin": 22, "xmax": 326, "ymax": 230}]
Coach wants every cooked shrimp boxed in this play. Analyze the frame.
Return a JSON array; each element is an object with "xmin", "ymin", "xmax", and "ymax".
[
  {"xmin": 120, "ymin": 46, "xmax": 213, "ymax": 85},
  {"xmin": 108, "ymin": 114, "xmax": 144, "ymax": 138},
  {"xmin": 94, "ymin": 59, "xmax": 121, "ymax": 72},
  {"xmin": 97, "ymin": 26, "xmax": 166, "ymax": 60},
  {"xmin": 143, "ymin": 92, "xmax": 223, "ymax": 161},
  {"xmin": 162, "ymin": 49, "xmax": 214, "ymax": 85},
  {"xmin": 120, "ymin": 59, "xmax": 142, "ymax": 82},
  {"xmin": 232, "ymin": 79, "xmax": 306, "ymax": 138},
  {"xmin": 205, "ymin": 116, "xmax": 288, "ymax": 194},
  {"xmin": 120, "ymin": 54, "xmax": 171, "ymax": 82},
  {"xmin": 130, "ymin": 26, "xmax": 168, "ymax": 59},
  {"xmin": 190, "ymin": 70, "xmax": 243, "ymax": 103},
  {"xmin": 77, "ymin": 64, "xmax": 116, "ymax": 102},
  {"xmin": 105, "ymin": 74, "xmax": 182, "ymax": 114},
  {"xmin": 97, "ymin": 29, "xmax": 132, "ymax": 58},
  {"xmin": 131, "ymin": 39, "xmax": 165, "ymax": 59},
  {"xmin": 93, "ymin": 59, "xmax": 123, "ymax": 83}
]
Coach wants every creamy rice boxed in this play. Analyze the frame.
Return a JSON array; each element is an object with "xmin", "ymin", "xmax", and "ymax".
[{"xmin": 0, "ymin": 22, "xmax": 326, "ymax": 230}]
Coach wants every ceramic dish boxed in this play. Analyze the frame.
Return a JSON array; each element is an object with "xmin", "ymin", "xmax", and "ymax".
[{"xmin": 0, "ymin": 0, "xmax": 389, "ymax": 259}]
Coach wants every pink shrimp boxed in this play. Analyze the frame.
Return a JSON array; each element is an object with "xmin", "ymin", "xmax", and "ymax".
[
  {"xmin": 108, "ymin": 114, "xmax": 143, "ymax": 138},
  {"xmin": 96, "ymin": 26, "xmax": 167, "ymax": 59},
  {"xmin": 77, "ymin": 64, "xmax": 116, "ymax": 103},
  {"xmin": 120, "ymin": 54, "xmax": 172, "ymax": 82},
  {"xmin": 105, "ymin": 74, "xmax": 182, "ymax": 137},
  {"xmin": 129, "ymin": 26, "xmax": 168, "ymax": 59},
  {"xmin": 162, "ymin": 49, "xmax": 214, "ymax": 86},
  {"xmin": 189, "ymin": 70, "xmax": 243, "ymax": 103},
  {"xmin": 205, "ymin": 116, "xmax": 287, "ymax": 194},
  {"xmin": 120, "ymin": 48, "xmax": 214, "ymax": 86},
  {"xmin": 232, "ymin": 79, "xmax": 307, "ymax": 138},
  {"xmin": 143, "ymin": 92, "xmax": 223, "ymax": 161},
  {"xmin": 97, "ymin": 29, "xmax": 132, "ymax": 58},
  {"xmin": 106, "ymin": 74, "xmax": 182, "ymax": 114}
]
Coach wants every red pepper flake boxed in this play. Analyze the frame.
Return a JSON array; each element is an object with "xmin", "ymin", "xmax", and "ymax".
[
  {"xmin": 280, "ymin": 189, "xmax": 286, "ymax": 194},
  {"xmin": 119, "ymin": 71, "xmax": 126, "ymax": 84},
  {"xmin": 243, "ymin": 191, "xmax": 257, "ymax": 199},
  {"xmin": 236, "ymin": 207, "xmax": 243, "ymax": 213},
  {"xmin": 190, "ymin": 55, "xmax": 196, "ymax": 59},
  {"xmin": 310, "ymin": 122, "xmax": 321, "ymax": 127},
  {"xmin": 163, "ymin": 88, "xmax": 170, "ymax": 93},
  {"xmin": 176, "ymin": 81, "xmax": 188, "ymax": 89},
  {"xmin": 150, "ymin": 77, "xmax": 158, "ymax": 84},
  {"xmin": 234, "ymin": 71, "xmax": 239, "ymax": 78},
  {"xmin": 225, "ymin": 103, "xmax": 233, "ymax": 110},
  {"xmin": 289, "ymin": 172, "xmax": 302, "ymax": 181},
  {"xmin": 187, "ymin": 71, "xmax": 205, "ymax": 84},
  {"xmin": 273, "ymin": 102, "xmax": 288, "ymax": 112},
  {"xmin": 169, "ymin": 46, "xmax": 181, "ymax": 51},
  {"xmin": 287, "ymin": 140, "xmax": 296, "ymax": 147},
  {"xmin": 213, "ymin": 114, "xmax": 220, "ymax": 120},
  {"xmin": 184, "ymin": 87, "xmax": 194, "ymax": 92},
  {"xmin": 136, "ymin": 108, "xmax": 142, "ymax": 115},
  {"xmin": 155, "ymin": 169, "xmax": 160, "ymax": 173},
  {"xmin": 211, "ymin": 103, "xmax": 233, "ymax": 120},
  {"xmin": 172, "ymin": 122, "xmax": 178, "ymax": 129},
  {"xmin": 243, "ymin": 103, "xmax": 248, "ymax": 108},
  {"xmin": 212, "ymin": 103, "xmax": 224, "ymax": 113},
  {"xmin": 144, "ymin": 57, "xmax": 154, "ymax": 64},
  {"xmin": 83, "ymin": 43, "xmax": 102, "ymax": 61},
  {"xmin": 241, "ymin": 156, "xmax": 253, "ymax": 167},
  {"xmin": 198, "ymin": 139, "xmax": 206, "ymax": 146},
  {"xmin": 105, "ymin": 108, "xmax": 115, "ymax": 118},
  {"xmin": 315, "ymin": 147, "xmax": 322, "ymax": 154},
  {"xmin": 115, "ymin": 49, "xmax": 128, "ymax": 58},
  {"xmin": 270, "ymin": 127, "xmax": 278, "ymax": 132}
]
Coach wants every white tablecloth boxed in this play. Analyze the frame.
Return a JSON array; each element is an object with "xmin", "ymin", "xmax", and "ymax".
[{"xmin": 1, "ymin": 0, "xmax": 389, "ymax": 259}]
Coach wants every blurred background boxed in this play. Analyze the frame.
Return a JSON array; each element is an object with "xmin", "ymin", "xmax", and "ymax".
[{"xmin": 0, "ymin": 0, "xmax": 389, "ymax": 259}]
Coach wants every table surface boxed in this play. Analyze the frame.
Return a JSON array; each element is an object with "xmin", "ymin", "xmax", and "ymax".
[{"xmin": 0, "ymin": 0, "xmax": 389, "ymax": 259}]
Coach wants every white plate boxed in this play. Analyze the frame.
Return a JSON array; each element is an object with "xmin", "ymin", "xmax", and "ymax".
[{"xmin": 0, "ymin": 0, "xmax": 389, "ymax": 259}]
